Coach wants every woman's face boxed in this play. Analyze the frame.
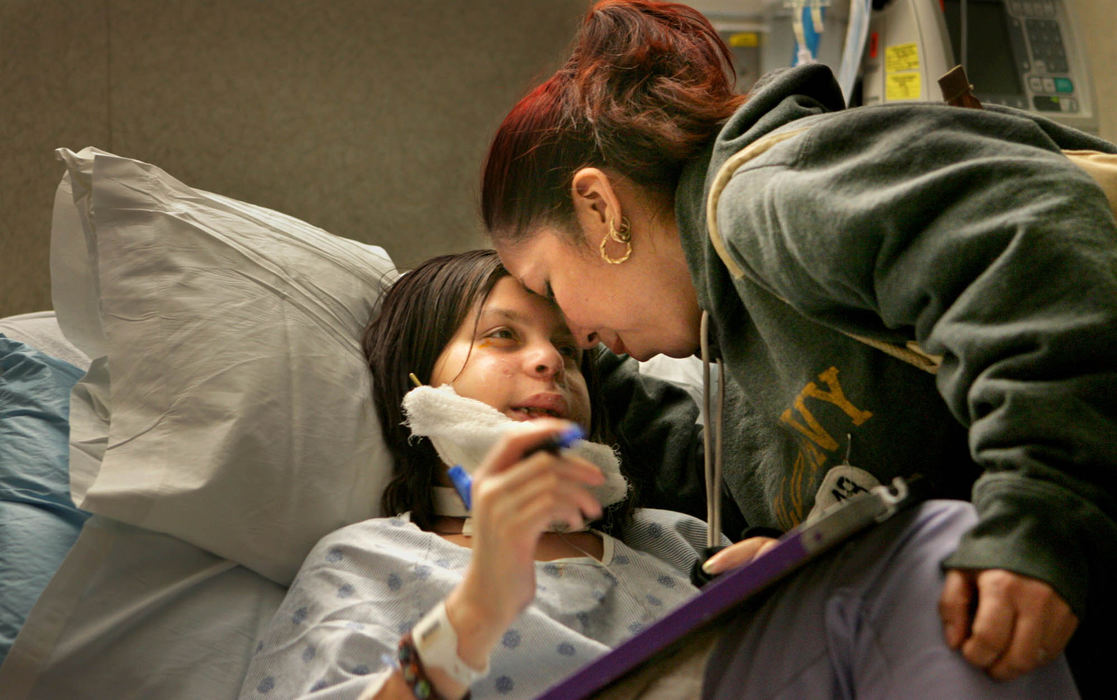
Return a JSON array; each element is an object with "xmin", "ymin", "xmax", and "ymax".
[
  {"xmin": 497, "ymin": 228, "xmax": 702, "ymax": 362},
  {"xmin": 430, "ymin": 276, "xmax": 592, "ymax": 428}
]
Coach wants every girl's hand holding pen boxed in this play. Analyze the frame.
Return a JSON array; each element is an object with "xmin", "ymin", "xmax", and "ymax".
[
  {"xmin": 445, "ymin": 420, "xmax": 604, "ymax": 674},
  {"xmin": 447, "ymin": 423, "xmax": 586, "ymax": 510}
]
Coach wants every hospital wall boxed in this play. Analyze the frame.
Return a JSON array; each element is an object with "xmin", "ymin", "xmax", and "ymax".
[
  {"xmin": 0, "ymin": 0, "xmax": 591, "ymax": 319},
  {"xmin": 2, "ymin": 0, "xmax": 1114, "ymax": 320},
  {"xmin": 1071, "ymin": 0, "xmax": 1117, "ymax": 141}
]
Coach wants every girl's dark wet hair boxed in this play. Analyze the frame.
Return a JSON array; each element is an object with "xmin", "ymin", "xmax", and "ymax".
[
  {"xmin": 481, "ymin": 0, "xmax": 745, "ymax": 245},
  {"xmin": 362, "ymin": 249, "xmax": 624, "ymax": 531}
]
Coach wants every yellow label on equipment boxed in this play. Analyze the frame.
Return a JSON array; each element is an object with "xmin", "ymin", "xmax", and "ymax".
[
  {"xmin": 885, "ymin": 43, "xmax": 920, "ymax": 72},
  {"xmin": 885, "ymin": 72, "xmax": 922, "ymax": 101},
  {"xmin": 728, "ymin": 32, "xmax": 760, "ymax": 48}
]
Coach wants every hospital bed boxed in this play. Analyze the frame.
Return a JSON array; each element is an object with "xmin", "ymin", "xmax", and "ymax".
[
  {"xmin": 0, "ymin": 146, "xmax": 401, "ymax": 697},
  {"xmin": 0, "ymin": 147, "xmax": 704, "ymax": 698}
]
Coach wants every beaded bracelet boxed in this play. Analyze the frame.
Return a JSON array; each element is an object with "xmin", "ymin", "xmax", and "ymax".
[{"xmin": 398, "ymin": 634, "xmax": 472, "ymax": 700}]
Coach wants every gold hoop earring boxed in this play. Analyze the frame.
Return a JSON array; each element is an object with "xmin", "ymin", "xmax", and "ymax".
[{"xmin": 600, "ymin": 217, "xmax": 632, "ymax": 265}]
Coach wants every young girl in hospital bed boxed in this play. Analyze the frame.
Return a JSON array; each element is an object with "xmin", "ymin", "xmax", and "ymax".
[{"xmin": 238, "ymin": 250, "xmax": 1077, "ymax": 699}]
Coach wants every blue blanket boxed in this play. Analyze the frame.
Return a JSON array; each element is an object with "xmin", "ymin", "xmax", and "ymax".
[{"xmin": 0, "ymin": 335, "xmax": 90, "ymax": 666}]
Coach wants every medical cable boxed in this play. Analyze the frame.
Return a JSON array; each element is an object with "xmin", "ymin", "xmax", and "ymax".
[
  {"xmin": 791, "ymin": 4, "xmax": 812, "ymax": 66},
  {"xmin": 960, "ymin": 0, "xmax": 969, "ymax": 72},
  {"xmin": 691, "ymin": 312, "xmax": 728, "ymax": 587},
  {"xmin": 699, "ymin": 311, "xmax": 724, "ymax": 551},
  {"xmin": 810, "ymin": 1, "xmax": 825, "ymax": 32}
]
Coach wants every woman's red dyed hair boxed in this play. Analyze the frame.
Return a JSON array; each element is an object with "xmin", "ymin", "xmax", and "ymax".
[{"xmin": 482, "ymin": 0, "xmax": 745, "ymax": 244}]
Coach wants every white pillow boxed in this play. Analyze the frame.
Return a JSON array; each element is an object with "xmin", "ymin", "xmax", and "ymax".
[{"xmin": 52, "ymin": 147, "xmax": 398, "ymax": 585}]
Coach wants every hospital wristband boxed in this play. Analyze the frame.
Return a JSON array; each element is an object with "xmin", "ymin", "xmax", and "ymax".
[{"xmin": 411, "ymin": 600, "xmax": 490, "ymax": 690}]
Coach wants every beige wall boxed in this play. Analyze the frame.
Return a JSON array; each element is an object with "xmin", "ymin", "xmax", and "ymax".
[
  {"xmin": 1072, "ymin": 0, "xmax": 1117, "ymax": 141},
  {"xmin": 2, "ymin": 0, "xmax": 1115, "ymax": 319},
  {"xmin": 0, "ymin": 0, "xmax": 590, "ymax": 318}
]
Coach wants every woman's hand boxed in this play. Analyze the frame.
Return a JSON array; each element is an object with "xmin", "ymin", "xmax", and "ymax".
[
  {"xmin": 699, "ymin": 536, "xmax": 780, "ymax": 576},
  {"xmin": 939, "ymin": 568, "xmax": 1078, "ymax": 681},
  {"xmin": 445, "ymin": 421, "xmax": 604, "ymax": 672}
]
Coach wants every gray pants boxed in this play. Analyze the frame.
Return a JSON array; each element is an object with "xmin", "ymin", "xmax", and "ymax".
[{"xmin": 702, "ymin": 500, "xmax": 1079, "ymax": 699}]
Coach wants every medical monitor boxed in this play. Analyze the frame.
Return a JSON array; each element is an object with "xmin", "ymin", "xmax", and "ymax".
[{"xmin": 942, "ymin": 0, "xmax": 1098, "ymax": 133}]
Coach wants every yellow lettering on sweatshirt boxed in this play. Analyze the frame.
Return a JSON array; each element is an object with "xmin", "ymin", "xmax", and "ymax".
[
  {"xmin": 777, "ymin": 367, "xmax": 873, "ymax": 527},
  {"xmin": 779, "ymin": 366, "xmax": 872, "ymax": 450},
  {"xmin": 777, "ymin": 437, "xmax": 828, "ymax": 527},
  {"xmin": 781, "ymin": 394, "xmax": 838, "ymax": 450},
  {"xmin": 803, "ymin": 366, "xmax": 874, "ymax": 425}
]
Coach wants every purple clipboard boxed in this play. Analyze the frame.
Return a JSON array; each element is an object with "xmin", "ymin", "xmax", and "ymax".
[{"xmin": 536, "ymin": 478, "xmax": 914, "ymax": 699}]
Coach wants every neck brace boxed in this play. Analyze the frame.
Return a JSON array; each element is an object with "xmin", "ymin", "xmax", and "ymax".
[{"xmin": 402, "ymin": 384, "xmax": 629, "ymax": 511}]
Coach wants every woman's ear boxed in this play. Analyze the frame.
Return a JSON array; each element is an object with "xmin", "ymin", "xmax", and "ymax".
[{"xmin": 571, "ymin": 168, "xmax": 621, "ymax": 235}]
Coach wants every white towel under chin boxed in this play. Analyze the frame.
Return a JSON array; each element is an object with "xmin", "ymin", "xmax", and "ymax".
[{"xmin": 401, "ymin": 384, "xmax": 629, "ymax": 509}]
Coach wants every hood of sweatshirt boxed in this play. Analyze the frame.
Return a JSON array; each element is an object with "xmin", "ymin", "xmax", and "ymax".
[{"xmin": 674, "ymin": 63, "xmax": 846, "ymax": 318}]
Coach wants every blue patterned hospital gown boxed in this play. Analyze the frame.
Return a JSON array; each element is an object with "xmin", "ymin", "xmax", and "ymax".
[{"xmin": 239, "ymin": 508, "xmax": 714, "ymax": 699}]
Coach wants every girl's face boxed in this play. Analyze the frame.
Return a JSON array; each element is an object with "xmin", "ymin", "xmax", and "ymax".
[
  {"xmin": 497, "ymin": 228, "xmax": 702, "ymax": 362},
  {"xmin": 430, "ymin": 276, "xmax": 592, "ymax": 428}
]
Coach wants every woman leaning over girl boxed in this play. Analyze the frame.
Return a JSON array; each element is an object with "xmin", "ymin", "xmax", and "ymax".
[
  {"xmin": 481, "ymin": 0, "xmax": 1116, "ymax": 695},
  {"xmin": 239, "ymin": 250, "xmax": 1076, "ymax": 699}
]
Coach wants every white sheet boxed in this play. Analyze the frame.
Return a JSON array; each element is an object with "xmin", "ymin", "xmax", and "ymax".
[
  {"xmin": 0, "ymin": 516, "xmax": 284, "ymax": 699},
  {"xmin": 0, "ymin": 312, "xmax": 89, "ymax": 370}
]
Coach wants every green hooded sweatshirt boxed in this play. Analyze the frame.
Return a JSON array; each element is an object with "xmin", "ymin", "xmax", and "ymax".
[{"xmin": 606, "ymin": 62, "xmax": 1116, "ymax": 692}]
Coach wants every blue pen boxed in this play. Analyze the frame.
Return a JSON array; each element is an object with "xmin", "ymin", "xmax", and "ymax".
[
  {"xmin": 448, "ymin": 425, "xmax": 586, "ymax": 511},
  {"xmin": 447, "ymin": 465, "xmax": 475, "ymax": 511}
]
